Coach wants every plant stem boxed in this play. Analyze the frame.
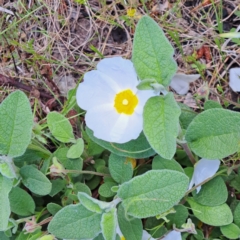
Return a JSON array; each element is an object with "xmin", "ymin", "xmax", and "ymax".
[
  {"xmin": 65, "ymin": 170, "xmax": 110, "ymax": 177},
  {"xmin": 181, "ymin": 143, "xmax": 196, "ymax": 165}
]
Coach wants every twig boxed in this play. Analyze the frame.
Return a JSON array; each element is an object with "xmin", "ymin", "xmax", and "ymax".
[
  {"xmin": 181, "ymin": 143, "xmax": 196, "ymax": 165},
  {"xmin": 0, "ymin": 74, "xmax": 54, "ymax": 99}
]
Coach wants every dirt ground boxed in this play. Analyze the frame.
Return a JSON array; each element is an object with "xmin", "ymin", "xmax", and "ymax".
[{"xmin": 0, "ymin": 0, "xmax": 240, "ymax": 112}]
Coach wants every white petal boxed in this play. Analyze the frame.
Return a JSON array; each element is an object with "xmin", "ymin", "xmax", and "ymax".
[
  {"xmin": 116, "ymin": 224, "xmax": 123, "ymax": 238},
  {"xmin": 76, "ymin": 70, "xmax": 118, "ymax": 110},
  {"xmin": 229, "ymin": 68, "xmax": 240, "ymax": 92},
  {"xmin": 111, "ymin": 113, "xmax": 143, "ymax": 143},
  {"xmin": 85, "ymin": 105, "xmax": 142, "ymax": 143},
  {"xmin": 97, "ymin": 57, "xmax": 139, "ymax": 91},
  {"xmin": 135, "ymin": 90, "xmax": 157, "ymax": 114},
  {"xmin": 162, "ymin": 230, "xmax": 182, "ymax": 240},
  {"xmin": 170, "ymin": 73, "xmax": 200, "ymax": 95},
  {"xmin": 189, "ymin": 159, "xmax": 220, "ymax": 193},
  {"xmin": 142, "ymin": 230, "xmax": 156, "ymax": 240}
]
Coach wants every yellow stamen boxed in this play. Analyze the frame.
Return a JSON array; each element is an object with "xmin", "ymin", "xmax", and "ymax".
[{"xmin": 114, "ymin": 89, "xmax": 138, "ymax": 115}]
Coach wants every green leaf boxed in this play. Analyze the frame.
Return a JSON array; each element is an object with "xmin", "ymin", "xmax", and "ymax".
[
  {"xmin": 86, "ymin": 175, "xmax": 101, "ymax": 190},
  {"xmin": 143, "ymin": 93, "xmax": 181, "ymax": 159},
  {"xmin": 54, "ymin": 147, "xmax": 83, "ymax": 177},
  {"xmin": 234, "ymin": 202, "xmax": 240, "ymax": 227},
  {"xmin": 47, "ymin": 203, "xmax": 62, "ymax": 216},
  {"xmin": 108, "ymin": 154, "xmax": 133, "ymax": 184},
  {"xmin": 192, "ymin": 176, "xmax": 228, "ymax": 207},
  {"xmin": 48, "ymin": 204, "xmax": 101, "ymax": 239},
  {"xmin": 187, "ymin": 198, "xmax": 233, "ymax": 226},
  {"xmin": 186, "ymin": 108, "xmax": 240, "ymax": 159},
  {"xmin": 86, "ymin": 128, "xmax": 155, "ymax": 158},
  {"xmin": 47, "ymin": 111, "xmax": 74, "ymax": 143},
  {"xmin": 0, "ymin": 159, "xmax": 16, "ymax": 179},
  {"xmin": 0, "ymin": 90, "xmax": 33, "ymax": 157},
  {"xmin": 132, "ymin": 16, "xmax": 177, "ymax": 86},
  {"xmin": 9, "ymin": 187, "xmax": 35, "ymax": 216},
  {"xmin": 204, "ymin": 100, "xmax": 222, "ymax": 110},
  {"xmin": 117, "ymin": 170, "xmax": 189, "ymax": 218},
  {"xmin": 0, "ymin": 232, "xmax": 9, "ymax": 240},
  {"xmin": 152, "ymin": 155, "xmax": 184, "ymax": 173},
  {"xmin": 49, "ymin": 179, "xmax": 65, "ymax": 197},
  {"xmin": 20, "ymin": 165, "xmax": 52, "ymax": 196},
  {"xmin": 99, "ymin": 182, "xmax": 117, "ymax": 198},
  {"xmin": 178, "ymin": 103, "xmax": 197, "ymax": 129},
  {"xmin": 167, "ymin": 205, "xmax": 188, "ymax": 228},
  {"xmin": 220, "ymin": 223, "xmax": 240, "ymax": 239},
  {"xmin": 117, "ymin": 203, "xmax": 143, "ymax": 240},
  {"xmin": 93, "ymin": 233, "xmax": 105, "ymax": 240},
  {"xmin": 77, "ymin": 192, "xmax": 111, "ymax": 214},
  {"xmin": 0, "ymin": 175, "xmax": 12, "ymax": 231},
  {"xmin": 101, "ymin": 208, "xmax": 117, "ymax": 240},
  {"xmin": 67, "ymin": 138, "xmax": 84, "ymax": 158},
  {"xmin": 73, "ymin": 182, "xmax": 91, "ymax": 196}
]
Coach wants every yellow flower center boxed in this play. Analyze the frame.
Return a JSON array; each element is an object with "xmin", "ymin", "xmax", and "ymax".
[
  {"xmin": 120, "ymin": 237, "xmax": 125, "ymax": 240},
  {"xmin": 127, "ymin": 8, "xmax": 136, "ymax": 17},
  {"xmin": 114, "ymin": 89, "xmax": 138, "ymax": 115}
]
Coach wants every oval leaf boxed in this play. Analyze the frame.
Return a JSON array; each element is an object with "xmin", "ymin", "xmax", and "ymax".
[
  {"xmin": 86, "ymin": 128, "xmax": 155, "ymax": 158},
  {"xmin": 187, "ymin": 198, "xmax": 233, "ymax": 226},
  {"xmin": 152, "ymin": 155, "xmax": 184, "ymax": 173},
  {"xmin": 186, "ymin": 108, "xmax": 240, "ymax": 159},
  {"xmin": 20, "ymin": 165, "xmax": 52, "ymax": 196},
  {"xmin": 192, "ymin": 176, "xmax": 228, "ymax": 207},
  {"xmin": 67, "ymin": 138, "xmax": 84, "ymax": 158},
  {"xmin": 78, "ymin": 192, "xmax": 111, "ymax": 214},
  {"xmin": 143, "ymin": 93, "xmax": 181, "ymax": 159},
  {"xmin": 220, "ymin": 223, "xmax": 240, "ymax": 239},
  {"xmin": 101, "ymin": 208, "xmax": 117, "ymax": 240},
  {"xmin": 109, "ymin": 154, "xmax": 133, "ymax": 184},
  {"xmin": 47, "ymin": 111, "xmax": 74, "ymax": 143},
  {"xmin": 48, "ymin": 204, "xmax": 101, "ymax": 239},
  {"xmin": 117, "ymin": 203, "xmax": 143, "ymax": 240},
  {"xmin": 117, "ymin": 170, "xmax": 189, "ymax": 218},
  {"xmin": 0, "ymin": 90, "xmax": 33, "ymax": 157},
  {"xmin": 9, "ymin": 187, "xmax": 35, "ymax": 216},
  {"xmin": 132, "ymin": 16, "xmax": 177, "ymax": 86},
  {"xmin": 0, "ymin": 175, "xmax": 12, "ymax": 231}
]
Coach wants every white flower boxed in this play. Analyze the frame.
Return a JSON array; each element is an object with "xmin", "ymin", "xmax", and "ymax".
[
  {"xmin": 76, "ymin": 57, "xmax": 156, "ymax": 143},
  {"xmin": 162, "ymin": 230, "xmax": 182, "ymax": 240},
  {"xmin": 189, "ymin": 158, "xmax": 220, "ymax": 193},
  {"xmin": 170, "ymin": 73, "xmax": 200, "ymax": 95},
  {"xmin": 229, "ymin": 68, "xmax": 240, "ymax": 92}
]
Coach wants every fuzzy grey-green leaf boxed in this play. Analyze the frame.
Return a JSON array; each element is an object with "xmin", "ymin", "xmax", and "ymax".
[
  {"xmin": 143, "ymin": 93, "xmax": 181, "ymax": 159},
  {"xmin": 117, "ymin": 170, "xmax": 188, "ymax": 218},
  {"xmin": 220, "ymin": 223, "xmax": 240, "ymax": 239},
  {"xmin": 48, "ymin": 204, "xmax": 101, "ymax": 239},
  {"xmin": 192, "ymin": 176, "xmax": 228, "ymax": 207},
  {"xmin": 0, "ymin": 175, "xmax": 12, "ymax": 231},
  {"xmin": 117, "ymin": 203, "xmax": 143, "ymax": 240},
  {"xmin": 67, "ymin": 138, "xmax": 84, "ymax": 158},
  {"xmin": 109, "ymin": 153, "xmax": 133, "ymax": 184},
  {"xmin": 78, "ymin": 192, "xmax": 111, "ymax": 213},
  {"xmin": 0, "ymin": 90, "xmax": 33, "ymax": 157},
  {"xmin": 188, "ymin": 198, "xmax": 233, "ymax": 226},
  {"xmin": 101, "ymin": 208, "xmax": 117, "ymax": 240},
  {"xmin": 87, "ymin": 128, "xmax": 155, "ymax": 158},
  {"xmin": 47, "ymin": 111, "xmax": 74, "ymax": 143},
  {"xmin": 20, "ymin": 165, "xmax": 52, "ymax": 196},
  {"xmin": 186, "ymin": 108, "xmax": 240, "ymax": 159},
  {"xmin": 9, "ymin": 187, "xmax": 35, "ymax": 216},
  {"xmin": 132, "ymin": 16, "xmax": 177, "ymax": 86}
]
